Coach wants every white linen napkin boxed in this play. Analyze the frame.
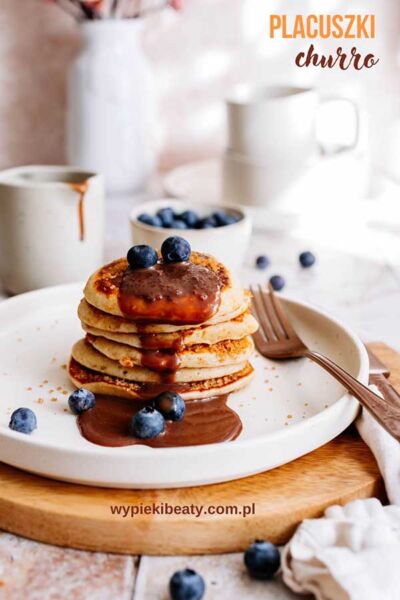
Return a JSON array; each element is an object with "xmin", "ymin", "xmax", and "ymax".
[
  {"xmin": 282, "ymin": 387, "xmax": 400, "ymax": 600},
  {"xmin": 357, "ymin": 400, "xmax": 400, "ymax": 505},
  {"xmin": 282, "ymin": 498, "xmax": 400, "ymax": 600}
]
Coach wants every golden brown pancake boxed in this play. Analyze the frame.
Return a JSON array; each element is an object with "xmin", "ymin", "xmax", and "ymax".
[
  {"xmin": 68, "ymin": 357, "xmax": 254, "ymax": 401},
  {"xmin": 81, "ymin": 310, "xmax": 258, "ymax": 349},
  {"xmin": 71, "ymin": 339, "xmax": 248, "ymax": 383},
  {"xmin": 86, "ymin": 333, "xmax": 254, "ymax": 370},
  {"xmin": 84, "ymin": 252, "xmax": 245, "ymax": 322},
  {"xmin": 78, "ymin": 294, "xmax": 251, "ymax": 333}
]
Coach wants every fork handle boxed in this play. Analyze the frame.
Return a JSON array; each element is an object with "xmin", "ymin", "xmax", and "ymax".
[{"xmin": 304, "ymin": 349, "xmax": 400, "ymax": 442}]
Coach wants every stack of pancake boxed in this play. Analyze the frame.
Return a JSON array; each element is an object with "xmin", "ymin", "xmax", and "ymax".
[{"xmin": 68, "ymin": 251, "xmax": 258, "ymax": 400}]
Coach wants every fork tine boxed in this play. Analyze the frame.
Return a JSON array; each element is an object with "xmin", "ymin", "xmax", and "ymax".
[
  {"xmin": 249, "ymin": 288, "xmax": 269, "ymax": 352},
  {"xmin": 250, "ymin": 286, "xmax": 275, "ymax": 342},
  {"xmin": 258, "ymin": 285, "xmax": 287, "ymax": 340},
  {"xmin": 249, "ymin": 286, "xmax": 262, "ymax": 324},
  {"xmin": 252, "ymin": 325, "xmax": 270, "ymax": 353},
  {"xmin": 249, "ymin": 286, "xmax": 269, "ymax": 343},
  {"xmin": 268, "ymin": 283, "xmax": 298, "ymax": 338}
]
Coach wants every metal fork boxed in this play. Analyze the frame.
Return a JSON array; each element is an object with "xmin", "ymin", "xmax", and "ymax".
[{"xmin": 250, "ymin": 284, "xmax": 400, "ymax": 442}]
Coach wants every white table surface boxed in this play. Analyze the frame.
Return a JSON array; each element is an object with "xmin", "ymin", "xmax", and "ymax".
[{"xmin": 0, "ymin": 174, "xmax": 399, "ymax": 599}]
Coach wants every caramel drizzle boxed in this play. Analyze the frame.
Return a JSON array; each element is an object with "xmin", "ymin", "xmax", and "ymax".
[{"xmin": 68, "ymin": 181, "xmax": 89, "ymax": 242}]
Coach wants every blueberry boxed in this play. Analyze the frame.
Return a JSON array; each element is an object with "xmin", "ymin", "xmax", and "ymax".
[
  {"xmin": 153, "ymin": 391, "xmax": 186, "ymax": 422},
  {"xmin": 299, "ymin": 251, "xmax": 316, "ymax": 268},
  {"xmin": 212, "ymin": 210, "xmax": 228, "ymax": 226},
  {"xmin": 197, "ymin": 216, "xmax": 217, "ymax": 229},
  {"xmin": 161, "ymin": 236, "xmax": 191, "ymax": 263},
  {"xmin": 269, "ymin": 275, "xmax": 285, "ymax": 291},
  {"xmin": 9, "ymin": 407, "xmax": 37, "ymax": 434},
  {"xmin": 127, "ymin": 245, "xmax": 158, "ymax": 269},
  {"xmin": 222, "ymin": 214, "xmax": 239, "ymax": 226},
  {"xmin": 68, "ymin": 388, "xmax": 96, "ymax": 414},
  {"xmin": 131, "ymin": 406, "xmax": 165, "ymax": 439},
  {"xmin": 169, "ymin": 568, "xmax": 205, "ymax": 600},
  {"xmin": 256, "ymin": 255, "xmax": 269, "ymax": 270},
  {"xmin": 170, "ymin": 219, "xmax": 188, "ymax": 230},
  {"xmin": 138, "ymin": 213, "xmax": 155, "ymax": 227},
  {"xmin": 213, "ymin": 211, "xmax": 239, "ymax": 227},
  {"xmin": 157, "ymin": 207, "xmax": 175, "ymax": 228},
  {"xmin": 180, "ymin": 210, "xmax": 198, "ymax": 228},
  {"xmin": 152, "ymin": 216, "xmax": 163, "ymax": 228},
  {"xmin": 244, "ymin": 540, "xmax": 281, "ymax": 580}
]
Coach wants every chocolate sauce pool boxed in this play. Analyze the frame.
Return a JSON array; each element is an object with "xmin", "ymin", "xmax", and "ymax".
[
  {"xmin": 78, "ymin": 394, "xmax": 242, "ymax": 448},
  {"xmin": 118, "ymin": 261, "xmax": 221, "ymax": 325}
]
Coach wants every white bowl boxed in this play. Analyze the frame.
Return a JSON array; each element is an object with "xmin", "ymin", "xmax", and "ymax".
[{"xmin": 129, "ymin": 199, "xmax": 252, "ymax": 272}]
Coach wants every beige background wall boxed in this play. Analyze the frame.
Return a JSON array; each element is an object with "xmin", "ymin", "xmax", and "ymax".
[{"xmin": 0, "ymin": 0, "xmax": 398, "ymax": 172}]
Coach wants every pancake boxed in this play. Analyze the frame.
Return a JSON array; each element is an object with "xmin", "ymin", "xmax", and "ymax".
[
  {"xmin": 86, "ymin": 333, "xmax": 254, "ymax": 370},
  {"xmin": 82, "ymin": 310, "xmax": 258, "ymax": 349},
  {"xmin": 83, "ymin": 252, "xmax": 245, "ymax": 323},
  {"xmin": 72, "ymin": 339, "xmax": 248, "ymax": 384},
  {"xmin": 78, "ymin": 294, "xmax": 251, "ymax": 333},
  {"xmin": 68, "ymin": 357, "xmax": 254, "ymax": 401}
]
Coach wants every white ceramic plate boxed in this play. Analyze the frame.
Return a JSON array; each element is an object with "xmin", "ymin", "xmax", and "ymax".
[{"xmin": 0, "ymin": 284, "xmax": 367, "ymax": 489}]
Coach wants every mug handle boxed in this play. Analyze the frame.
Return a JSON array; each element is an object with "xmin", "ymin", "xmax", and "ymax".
[{"xmin": 317, "ymin": 96, "xmax": 361, "ymax": 155}]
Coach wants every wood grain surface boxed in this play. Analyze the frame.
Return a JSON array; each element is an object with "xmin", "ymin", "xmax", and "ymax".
[{"xmin": 0, "ymin": 342, "xmax": 394, "ymax": 556}]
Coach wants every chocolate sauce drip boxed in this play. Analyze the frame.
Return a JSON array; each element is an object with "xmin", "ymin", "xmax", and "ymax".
[
  {"xmin": 118, "ymin": 262, "xmax": 221, "ymax": 325},
  {"xmin": 140, "ymin": 349, "xmax": 181, "ymax": 373},
  {"xmin": 132, "ymin": 381, "xmax": 192, "ymax": 400},
  {"xmin": 138, "ymin": 332, "xmax": 185, "ymax": 352},
  {"xmin": 68, "ymin": 181, "xmax": 89, "ymax": 242},
  {"xmin": 78, "ymin": 394, "xmax": 242, "ymax": 448}
]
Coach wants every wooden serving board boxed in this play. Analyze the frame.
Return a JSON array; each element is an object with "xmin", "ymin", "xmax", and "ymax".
[{"xmin": 0, "ymin": 342, "xmax": 395, "ymax": 556}]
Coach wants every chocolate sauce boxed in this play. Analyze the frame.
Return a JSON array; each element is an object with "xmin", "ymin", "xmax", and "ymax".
[
  {"xmin": 78, "ymin": 394, "xmax": 242, "ymax": 448},
  {"xmin": 118, "ymin": 262, "xmax": 221, "ymax": 325},
  {"xmin": 135, "ymin": 381, "xmax": 193, "ymax": 399},
  {"xmin": 138, "ymin": 331, "xmax": 185, "ymax": 352},
  {"xmin": 140, "ymin": 348, "xmax": 181, "ymax": 373},
  {"xmin": 69, "ymin": 181, "xmax": 89, "ymax": 242}
]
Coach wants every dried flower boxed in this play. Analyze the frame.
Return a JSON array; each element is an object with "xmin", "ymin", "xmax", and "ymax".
[{"xmin": 45, "ymin": 0, "xmax": 183, "ymax": 21}]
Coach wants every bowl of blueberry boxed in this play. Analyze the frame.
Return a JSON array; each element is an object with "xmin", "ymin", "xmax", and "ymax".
[{"xmin": 130, "ymin": 199, "xmax": 252, "ymax": 272}]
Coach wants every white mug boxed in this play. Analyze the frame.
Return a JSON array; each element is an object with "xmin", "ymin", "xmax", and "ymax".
[
  {"xmin": 226, "ymin": 84, "xmax": 360, "ymax": 163},
  {"xmin": 222, "ymin": 147, "xmax": 368, "ymax": 210},
  {"xmin": 0, "ymin": 165, "xmax": 105, "ymax": 294},
  {"xmin": 222, "ymin": 149, "xmax": 309, "ymax": 208}
]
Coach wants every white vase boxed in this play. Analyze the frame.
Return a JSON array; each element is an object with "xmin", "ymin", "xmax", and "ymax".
[{"xmin": 67, "ymin": 20, "xmax": 158, "ymax": 195}]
